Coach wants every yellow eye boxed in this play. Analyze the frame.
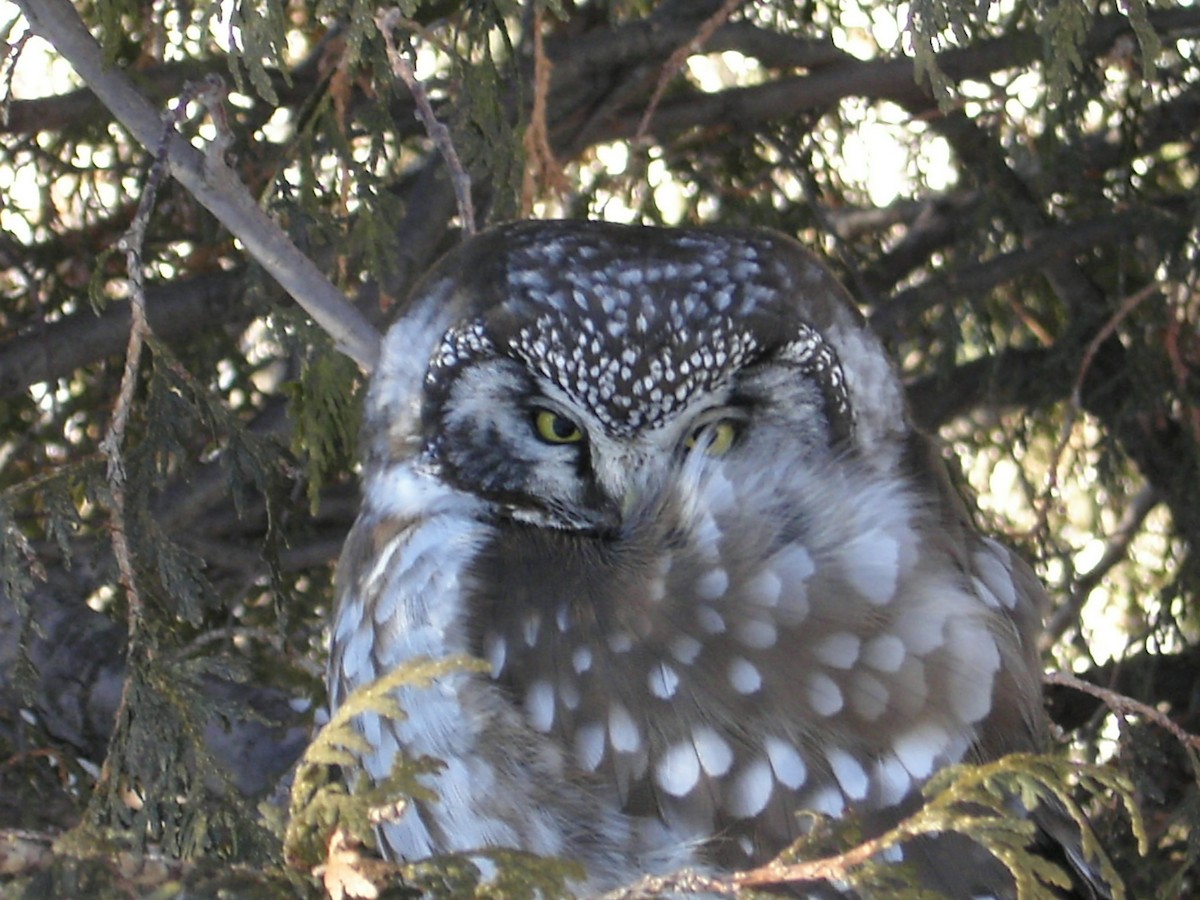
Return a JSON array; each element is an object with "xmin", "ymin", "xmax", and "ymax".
[
  {"xmin": 534, "ymin": 409, "xmax": 583, "ymax": 444},
  {"xmin": 685, "ymin": 420, "xmax": 738, "ymax": 457}
]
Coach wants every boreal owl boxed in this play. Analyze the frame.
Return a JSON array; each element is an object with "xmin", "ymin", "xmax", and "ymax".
[{"xmin": 328, "ymin": 220, "xmax": 1101, "ymax": 898}]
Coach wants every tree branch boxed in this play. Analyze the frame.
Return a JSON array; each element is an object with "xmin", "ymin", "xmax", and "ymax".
[
  {"xmin": 0, "ymin": 269, "xmax": 247, "ymax": 399},
  {"xmin": 14, "ymin": 0, "xmax": 381, "ymax": 372}
]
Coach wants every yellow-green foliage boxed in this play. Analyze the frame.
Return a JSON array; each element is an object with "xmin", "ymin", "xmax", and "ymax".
[
  {"xmin": 285, "ymin": 655, "xmax": 481, "ymax": 867},
  {"xmin": 285, "ymin": 654, "xmax": 584, "ymax": 898},
  {"xmin": 778, "ymin": 753, "xmax": 1144, "ymax": 900}
]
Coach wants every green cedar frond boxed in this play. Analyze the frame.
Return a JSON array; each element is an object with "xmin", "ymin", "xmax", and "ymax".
[
  {"xmin": 285, "ymin": 350, "xmax": 360, "ymax": 516},
  {"xmin": 400, "ymin": 847, "xmax": 585, "ymax": 900},
  {"xmin": 774, "ymin": 753, "xmax": 1140, "ymax": 899},
  {"xmin": 285, "ymin": 655, "xmax": 488, "ymax": 869}
]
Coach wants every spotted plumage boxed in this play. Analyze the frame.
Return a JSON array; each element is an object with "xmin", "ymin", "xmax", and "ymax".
[{"xmin": 330, "ymin": 221, "xmax": 1099, "ymax": 897}]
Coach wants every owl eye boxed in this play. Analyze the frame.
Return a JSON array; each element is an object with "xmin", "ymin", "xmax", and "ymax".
[
  {"xmin": 685, "ymin": 420, "xmax": 739, "ymax": 457},
  {"xmin": 533, "ymin": 408, "xmax": 584, "ymax": 444}
]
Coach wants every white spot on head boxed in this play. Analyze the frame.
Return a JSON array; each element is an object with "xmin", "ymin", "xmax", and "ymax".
[
  {"xmin": 764, "ymin": 736, "xmax": 807, "ymax": 790},
  {"xmin": 807, "ymin": 672, "xmax": 844, "ymax": 716},
  {"xmin": 728, "ymin": 657, "xmax": 763, "ymax": 694},
  {"xmin": 725, "ymin": 758, "xmax": 774, "ymax": 818},
  {"xmin": 692, "ymin": 726, "xmax": 734, "ymax": 777},
  {"xmin": 525, "ymin": 680, "xmax": 555, "ymax": 732},
  {"xmin": 648, "ymin": 662, "xmax": 680, "ymax": 699},
  {"xmin": 608, "ymin": 702, "xmax": 641, "ymax": 753},
  {"xmin": 655, "ymin": 741, "xmax": 701, "ymax": 797}
]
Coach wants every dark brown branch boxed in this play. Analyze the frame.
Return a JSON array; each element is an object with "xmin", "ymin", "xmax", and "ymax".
[
  {"xmin": 1044, "ymin": 647, "xmax": 1200, "ymax": 735},
  {"xmin": 0, "ymin": 269, "xmax": 246, "ymax": 399},
  {"xmin": 376, "ymin": 10, "xmax": 476, "ymax": 237},
  {"xmin": 557, "ymin": 8, "xmax": 1200, "ymax": 147},
  {"xmin": 871, "ymin": 214, "xmax": 1165, "ymax": 341},
  {"xmin": 905, "ymin": 347, "xmax": 1067, "ymax": 430}
]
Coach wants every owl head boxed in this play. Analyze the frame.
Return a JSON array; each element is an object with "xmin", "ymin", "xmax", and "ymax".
[{"xmin": 363, "ymin": 221, "xmax": 911, "ymax": 532}]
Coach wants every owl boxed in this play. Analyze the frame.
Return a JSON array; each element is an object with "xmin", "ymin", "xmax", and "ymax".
[{"xmin": 329, "ymin": 221, "xmax": 1094, "ymax": 897}]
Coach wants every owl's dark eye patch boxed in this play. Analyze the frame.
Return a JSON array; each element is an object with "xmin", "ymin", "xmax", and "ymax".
[{"xmin": 532, "ymin": 408, "xmax": 584, "ymax": 444}]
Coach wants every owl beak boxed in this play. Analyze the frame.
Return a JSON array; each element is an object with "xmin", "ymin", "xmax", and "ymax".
[
  {"xmin": 620, "ymin": 484, "xmax": 643, "ymax": 521},
  {"xmin": 590, "ymin": 447, "xmax": 660, "ymax": 532}
]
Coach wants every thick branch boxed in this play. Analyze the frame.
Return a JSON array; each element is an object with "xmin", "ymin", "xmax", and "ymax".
[
  {"xmin": 870, "ymin": 213, "xmax": 1170, "ymax": 341},
  {"xmin": 557, "ymin": 8, "xmax": 1200, "ymax": 147},
  {"xmin": 905, "ymin": 346, "xmax": 1067, "ymax": 430},
  {"xmin": 14, "ymin": 0, "xmax": 380, "ymax": 372},
  {"xmin": 0, "ymin": 269, "xmax": 246, "ymax": 398}
]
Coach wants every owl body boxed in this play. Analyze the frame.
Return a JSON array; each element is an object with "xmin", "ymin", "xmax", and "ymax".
[{"xmin": 330, "ymin": 222, "xmax": 1055, "ymax": 896}]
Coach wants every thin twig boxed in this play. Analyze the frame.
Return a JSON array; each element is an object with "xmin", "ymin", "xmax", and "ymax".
[
  {"xmin": 635, "ymin": 0, "xmax": 748, "ymax": 140},
  {"xmin": 1044, "ymin": 670, "xmax": 1200, "ymax": 752},
  {"xmin": 1036, "ymin": 281, "xmax": 1162, "ymax": 536},
  {"xmin": 377, "ymin": 9, "xmax": 476, "ymax": 237},
  {"xmin": 89, "ymin": 89, "xmax": 167, "ymax": 803},
  {"xmin": 98, "ymin": 91, "xmax": 181, "ymax": 632},
  {"xmin": 732, "ymin": 830, "xmax": 893, "ymax": 889},
  {"xmin": 0, "ymin": 31, "xmax": 32, "ymax": 127},
  {"xmin": 1041, "ymin": 484, "xmax": 1160, "ymax": 649},
  {"xmin": 521, "ymin": 7, "xmax": 568, "ymax": 215}
]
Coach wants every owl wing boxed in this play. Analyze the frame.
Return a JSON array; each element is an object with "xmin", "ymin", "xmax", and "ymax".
[
  {"xmin": 328, "ymin": 474, "xmax": 648, "ymax": 890},
  {"xmin": 911, "ymin": 433, "xmax": 1114, "ymax": 899}
]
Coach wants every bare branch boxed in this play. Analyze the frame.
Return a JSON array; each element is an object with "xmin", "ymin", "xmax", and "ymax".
[
  {"xmin": 1042, "ymin": 485, "xmax": 1161, "ymax": 649},
  {"xmin": 13, "ymin": 0, "xmax": 381, "ymax": 372},
  {"xmin": 520, "ymin": 8, "xmax": 568, "ymax": 214},
  {"xmin": 1044, "ymin": 671, "xmax": 1200, "ymax": 753},
  {"xmin": 635, "ymin": 0, "xmax": 747, "ymax": 139},
  {"xmin": 377, "ymin": 9, "xmax": 476, "ymax": 238}
]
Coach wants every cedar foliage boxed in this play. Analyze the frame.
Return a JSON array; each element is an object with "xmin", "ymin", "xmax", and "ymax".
[{"xmin": 1, "ymin": 0, "xmax": 1198, "ymax": 897}]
